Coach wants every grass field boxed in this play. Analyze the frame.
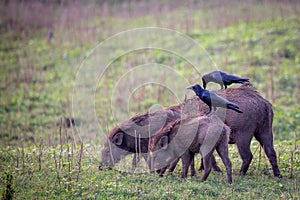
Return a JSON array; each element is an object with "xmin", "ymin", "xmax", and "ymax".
[
  {"xmin": 0, "ymin": 139, "xmax": 299, "ymax": 199},
  {"xmin": 0, "ymin": 0, "xmax": 300, "ymax": 199}
]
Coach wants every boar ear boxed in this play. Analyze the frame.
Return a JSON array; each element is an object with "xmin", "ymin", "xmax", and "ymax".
[
  {"xmin": 112, "ymin": 132, "xmax": 123, "ymax": 146},
  {"xmin": 159, "ymin": 136, "xmax": 168, "ymax": 150}
]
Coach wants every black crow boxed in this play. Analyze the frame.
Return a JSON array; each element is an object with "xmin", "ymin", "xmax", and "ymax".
[
  {"xmin": 202, "ymin": 71, "xmax": 249, "ymax": 89},
  {"xmin": 187, "ymin": 84, "xmax": 243, "ymax": 114}
]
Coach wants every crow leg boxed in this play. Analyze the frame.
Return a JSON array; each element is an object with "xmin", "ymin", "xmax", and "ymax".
[
  {"xmin": 206, "ymin": 108, "xmax": 213, "ymax": 115},
  {"xmin": 207, "ymin": 107, "xmax": 217, "ymax": 116}
]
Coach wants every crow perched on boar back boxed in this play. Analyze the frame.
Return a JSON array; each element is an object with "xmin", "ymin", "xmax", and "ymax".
[
  {"xmin": 99, "ymin": 106, "xmax": 181, "ymax": 171},
  {"xmin": 183, "ymin": 83, "xmax": 281, "ymax": 178},
  {"xmin": 202, "ymin": 71, "xmax": 249, "ymax": 89},
  {"xmin": 187, "ymin": 84, "xmax": 243, "ymax": 114},
  {"xmin": 150, "ymin": 115, "xmax": 232, "ymax": 183}
]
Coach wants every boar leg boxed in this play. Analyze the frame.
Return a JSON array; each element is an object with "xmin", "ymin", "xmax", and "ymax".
[
  {"xmin": 201, "ymin": 152, "xmax": 213, "ymax": 182},
  {"xmin": 199, "ymin": 158, "xmax": 204, "ymax": 171},
  {"xmin": 198, "ymin": 157, "xmax": 204, "ymax": 171},
  {"xmin": 199, "ymin": 156, "xmax": 221, "ymax": 172},
  {"xmin": 254, "ymin": 134, "xmax": 282, "ymax": 178},
  {"xmin": 157, "ymin": 158, "xmax": 179, "ymax": 177},
  {"xmin": 216, "ymin": 142, "xmax": 232, "ymax": 184},
  {"xmin": 190, "ymin": 155, "xmax": 196, "ymax": 177},
  {"xmin": 168, "ymin": 158, "xmax": 180, "ymax": 174},
  {"xmin": 181, "ymin": 150, "xmax": 194, "ymax": 179},
  {"xmin": 158, "ymin": 167, "xmax": 168, "ymax": 177},
  {"xmin": 211, "ymin": 156, "xmax": 221, "ymax": 172},
  {"xmin": 236, "ymin": 139, "xmax": 253, "ymax": 175}
]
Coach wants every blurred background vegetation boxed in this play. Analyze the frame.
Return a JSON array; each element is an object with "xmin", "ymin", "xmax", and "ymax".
[
  {"xmin": 0, "ymin": 0, "xmax": 299, "ymax": 145},
  {"xmin": 0, "ymin": 1, "xmax": 299, "ymax": 199}
]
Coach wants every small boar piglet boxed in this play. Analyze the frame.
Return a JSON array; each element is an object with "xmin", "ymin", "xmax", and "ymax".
[{"xmin": 150, "ymin": 115, "xmax": 232, "ymax": 183}]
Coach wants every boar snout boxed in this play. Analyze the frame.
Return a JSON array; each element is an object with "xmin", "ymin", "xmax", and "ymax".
[
  {"xmin": 98, "ymin": 163, "xmax": 103, "ymax": 171},
  {"xmin": 98, "ymin": 163, "xmax": 112, "ymax": 171}
]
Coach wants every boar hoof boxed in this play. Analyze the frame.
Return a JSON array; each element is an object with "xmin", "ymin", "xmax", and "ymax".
[
  {"xmin": 198, "ymin": 165, "xmax": 221, "ymax": 173},
  {"xmin": 276, "ymin": 173, "xmax": 283, "ymax": 178},
  {"xmin": 239, "ymin": 171, "xmax": 246, "ymax": 176},
  {"xmin": 198, "ymin": 165, "xmax": 204, "ymax": 171},
  {"xmin": 213, "ymin": 165, "xmax": 222, "ymax": 173}
]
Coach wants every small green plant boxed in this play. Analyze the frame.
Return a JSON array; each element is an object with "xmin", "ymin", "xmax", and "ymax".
[{"xmin": 1, "ymin": 171, "xmax": 15, "ymax": 200}]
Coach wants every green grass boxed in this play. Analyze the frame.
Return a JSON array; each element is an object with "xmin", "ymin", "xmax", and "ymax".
[{"xmin": 0, "ymin": 140, "xmax": 299, "ymax": 199}]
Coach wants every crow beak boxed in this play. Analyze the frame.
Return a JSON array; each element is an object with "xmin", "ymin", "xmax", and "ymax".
[{"xmin": 187, "ymin": 86, "xmax": 193, "ymax": 90}]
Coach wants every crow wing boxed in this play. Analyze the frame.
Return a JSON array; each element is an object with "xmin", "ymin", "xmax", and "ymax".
[
  {"xmin": 208, "ymin": 92, "xmax": 229, "ymax": 107},
  {"xmin": 211, "ymin": 71, "xmax": 223, "ymax": 81},
  {"xmin": 222, "ymin": 74, "xmax": 249, "ymax": 83},
  {"xmin": 209, "ymin": 92, "xmax": 243, "ymax": 112},
  {"xmin": 201, "ymin": 91, "xmax": 212, "ymax": 105}
]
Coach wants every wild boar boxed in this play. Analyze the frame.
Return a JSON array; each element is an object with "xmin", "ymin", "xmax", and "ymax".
[
  {"xmin": 183, "ymin": 83, "xmax": 281, "ymax": 178},
  {"xmin": 99, "ymin": 105, "xmax": 181, "ymax": 170},
  {"xmin": 150, "ymin": 115, "xmax": 232, "ymax": 183},
  {"xmin": 100, "ymin": 83, "xmax": 281, "ymax": 178}
]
